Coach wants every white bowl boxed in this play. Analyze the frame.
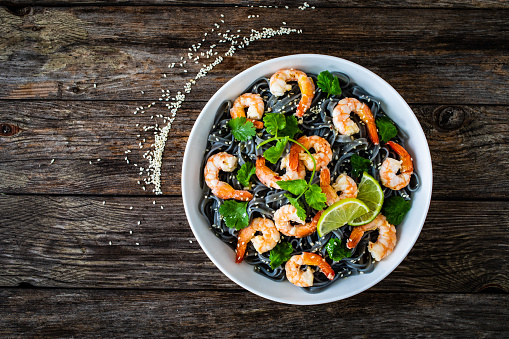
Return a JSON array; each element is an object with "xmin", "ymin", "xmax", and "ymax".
[{"xmin": 182, "ymin": 54, "xmax": 432, "ymax": 305}]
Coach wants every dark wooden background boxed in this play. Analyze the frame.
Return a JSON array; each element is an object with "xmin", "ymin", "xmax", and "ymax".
[{"xmin": 1, "ymin": 1, "xmax": 508, "ymax": 337}]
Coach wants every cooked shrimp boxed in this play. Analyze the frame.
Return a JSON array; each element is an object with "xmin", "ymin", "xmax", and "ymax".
[
  {"xmin": 289, "ymin": 135, "xmax": 332, "ymax": 172},
  {"xmin": 285, "ymin": 252, "xmax": 335, "ymax": 287},
  {"xmin": 320, "ymin": 168, "xmax": 358, "ymax": 206},
  {"xmin": 332, "ymin": 98, "xmax": 379, "ymax": 145},
  {"xmin": 273, "ymin": 205, "xmax": 323, "ymax": 238},
  {"xmin": 230, "ymin": 93, "xmax": 264, "ymax": 129},
  {"xmin": 347, "ymin": 214, "xmax": 396, "ymax": 261},
  {"xmin": 236, "ymin": 217, "xmax": 280, "ymax": 263},
  {"xmin": 204, "ymin": 152, "xmax": 253, "ymax": 201},
  {"xmin": 255, "ymin": 155, "xmax": 305, "ymax": 190},
  {"xmin": 269, "ymin": 69, "xmax": 316, "ymax": 117},
  {"xmin": 380, "ymin": 141, "xmax": 414, "ymax": 190}
]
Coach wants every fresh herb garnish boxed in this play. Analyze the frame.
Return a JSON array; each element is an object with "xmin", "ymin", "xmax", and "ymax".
[
  {"xmin": 304, "ymin": 184, "xmax": 328, "ymax": 211},
  {"xmin": 376, "ymin": 116, "xmax": 398, "ymax": 143},
  {"xmin": 269, "ymin": 242, "xmax": 294, "ymax": 269},
  {"xmin": 236, "ymin": 162, "xmax": 256, "ymax": 187},
  {"xmin": 278, "ymin": 115, "xmax": 300, "ymax": 138},
  {"xmin": 228, "ymin": 117, "xmax": 256, "ymax": 142},
  {"xmin": 277, "ymin": 179, "xmax": 308, "ymax": 196},
  {"xmin": 263, "ymin": 113, "xmax": 286, "ymax": 136},
  {"xmin": 326, "ymin": 238, "xmax": 352, "ymax": 261},
  {"xmin": 218, "ymin": 200, "xmax": 249, "ymax": 230},
  {"xmin": 284, "ymin": 194, "xmax": 307, "ymax": 221},
  {"xmin": 263, "ymin": 136, "xmax": 289, "ymax": 164},
  {"xmin": 383, "ymin": 196, "xmax": 411, "ymax": 225},
  {"xmin": 257, "ymin": 113, "xmax": 326, "ymax": 214},
  {"xmin": 317, "ymin": 70, "xmax": 342, "ymax": 98},
  {"xmin": 350, "ymin": 154, "xmax": 371, "ymax": 178}
]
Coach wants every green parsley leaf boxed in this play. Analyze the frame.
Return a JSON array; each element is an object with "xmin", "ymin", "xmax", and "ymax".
[
  {"xmin": 376, "ymin": 116, "xmax": 398, "ymax": 143},
  {"xmin": 269, "ymin": 242, "xmax": 294, "ymax": 269},
  {"xmin": 350, "ymin": 154, "xmax": 371, "ymax": 178},
  {"xmin": 284, "ymin": 194, "xmax": 307, "ymax": 222},
  {"xmin": 227, "ymin": 117, "xmax": 256, "ymax": 142},
  {"xmin": 263, "ymin": 113, "xmax": 286, "ymax": 136},
  {"xmin": 326, "ymin": 238, "xmax": 352, "ymax": 261},
  {"xmin": 383, "ymin": 196, "xmax": 411, "ymax": 225},
  {"xmin": 304, "ymin": 184, "xmax": 327, "ymax": 211},
  {"xmin": 218, "ymin": 200, "xmax": 249, "ymax": 230},
  {"xmin": 263, "ymin": 136, "xmax": 289, "ymax": 164},
  {"xmin": 317, "ymin": 70, "xmax": 342, "ymax": 98},
  {"xmin": 278, "ymin": 115, "xmax": 301, "ymax": 139},
  {"xmin": 277, "ymin": 179, "xmax": 308, "ymax": 196},
  {"xmin": 236, "ymin": 162, "xmax": 256, "ymax": 187}
]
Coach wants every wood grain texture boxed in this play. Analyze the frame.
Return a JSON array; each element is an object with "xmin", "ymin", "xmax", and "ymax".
[
  {"xmin": 1, "ymin": 101, "xmax": 507, "ymax": 198},
  {"xmin": 0, "ymin": 7, "xmax": 507, "ymax": 104},
  {"xmin": 0, "ymin": 289, "xmax": 507, "ymax": 337},
  {"xmin": 1, "ymin": 196, "xmax": 507, "ymax": 292},
  {"xmin": 2, "ymin": 1, "xmax": 509, "ymax": 9}
]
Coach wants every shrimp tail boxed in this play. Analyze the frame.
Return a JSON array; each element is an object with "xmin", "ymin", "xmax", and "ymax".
[
  {"xmin": 346, "ymin": 227, "xmax": 365, "ymax": 249},
  {"xmin": 320, "ymin": 168, "xmax": 339, "ymax": 206},
  {"xmin": 231, "ymin": 190, "xmax": 254, "ymax": 201},
  {"xmin": 235, "ymin": 227, "xmax": 256, "ymax": 263},
  {"xmin": 386, "ymin": 141, "xmax": 413, "ymax": 173},
  {"xmin": 302, "ymin": 252, "xmax": 334, "ymax": 280},
  {"xmin": 248, "ymin": 119, "xmax": 264, "ymax": 129}
]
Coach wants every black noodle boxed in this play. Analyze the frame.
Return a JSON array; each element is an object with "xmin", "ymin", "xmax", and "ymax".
[{"xmin": 199, "ymin": 72, "xmax": 419, "ymax": 293}]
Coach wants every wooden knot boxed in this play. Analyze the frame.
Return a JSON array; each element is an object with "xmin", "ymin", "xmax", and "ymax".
[
  {"xmin": 436, "ymin": 106, "xmax": 465, "ymax": 130},
  {"xmin": 4, "ymin": 6, "xmax": 31, "ymax": 17},
  {"xmin": 0, "ymin": 123, "xmax": 22, "ymax": 137},
  {"xmin": 70, "ymin": 85, "xmax": 81, "ymax": 94}
]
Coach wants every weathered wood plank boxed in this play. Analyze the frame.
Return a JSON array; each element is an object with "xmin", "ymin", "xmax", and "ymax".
[
  {"xmin": 0, "ymin": 289, "xmax": 507, "ymax": 337},
  {"xmin": 0, "ymin": 7, "xmax": 507, "ymax": 104},
  {"xmin": 2, "ymin": 1, "xmax": 509, "ymax": 9},
  {"xmin": 1, "ymin": 101, "xmax": 507, "ymax": 198},
  {"xmin": 1, "ymin": 196, "xmax": 507, "ymax": 292}
]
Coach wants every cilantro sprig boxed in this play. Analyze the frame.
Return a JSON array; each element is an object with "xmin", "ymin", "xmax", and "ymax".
[
  {"xmin": 383, "ymin": 196, "xmax": 410, "ymax": 225},
  {"xmin": 218, "ymin": 200, "xmax": 249, "ymax": 230},
  {"xmin": 257, "ymin": 113, "xmax": 327, "ymax": 214},
  {"xmin": 376, "ymin": 116, "xmax": 398, "ymax": 143},
  {"xmin": 350, "ymin": 154, "xmax": 371, "ymax": 178},
  {"xmin": 326, "ymin": 238, "xmax": 352, "ymax": 261},
  {"xmin": 228, "ymin": 117, "xmax": 256, "ymax": 142},
  {"xmin": 236, "ymin": 162, "xmax": 256, "ymax": 187},
  {"xmin": 317, "ymin": 70, "xmax": 342, "ymax": 98},
  {"xmin": 269, "ymin": 242, "xmax": 293, "ymax": 269}
]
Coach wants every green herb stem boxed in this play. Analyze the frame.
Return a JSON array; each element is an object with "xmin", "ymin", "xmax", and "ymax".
[{"xmin": 256, "ymin": 136, "xmax": 278, "ymax": 149}]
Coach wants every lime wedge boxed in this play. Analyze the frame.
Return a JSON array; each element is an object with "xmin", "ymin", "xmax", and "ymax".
[
  {"xmin": 317, "ymin": 198, "xmax": 370, "ymax": 237},
  {"xmin": 348, "ymin": 172, "xmax": 384, "ymax": 226}
]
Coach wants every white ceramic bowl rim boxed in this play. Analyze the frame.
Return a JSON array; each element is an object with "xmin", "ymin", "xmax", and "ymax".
[{"xmin": 182, "ymin": 54, "xmax": 432, "ymax": 305}]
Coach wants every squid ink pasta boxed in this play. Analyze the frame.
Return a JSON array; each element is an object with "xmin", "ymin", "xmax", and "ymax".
[{"xmin": 199, "ymin": 68, "xmax": 419, "ymax": 292}]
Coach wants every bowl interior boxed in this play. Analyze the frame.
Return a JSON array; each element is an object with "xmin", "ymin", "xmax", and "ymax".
[{"xmin": 182, "ymin": 54, "xmax": 432, "ymax": 305}]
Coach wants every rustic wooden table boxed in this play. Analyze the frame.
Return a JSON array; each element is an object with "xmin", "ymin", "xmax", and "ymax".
[{"xmin": 1, "ymin": 1, "xmax": 508, "ymax": 337}]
